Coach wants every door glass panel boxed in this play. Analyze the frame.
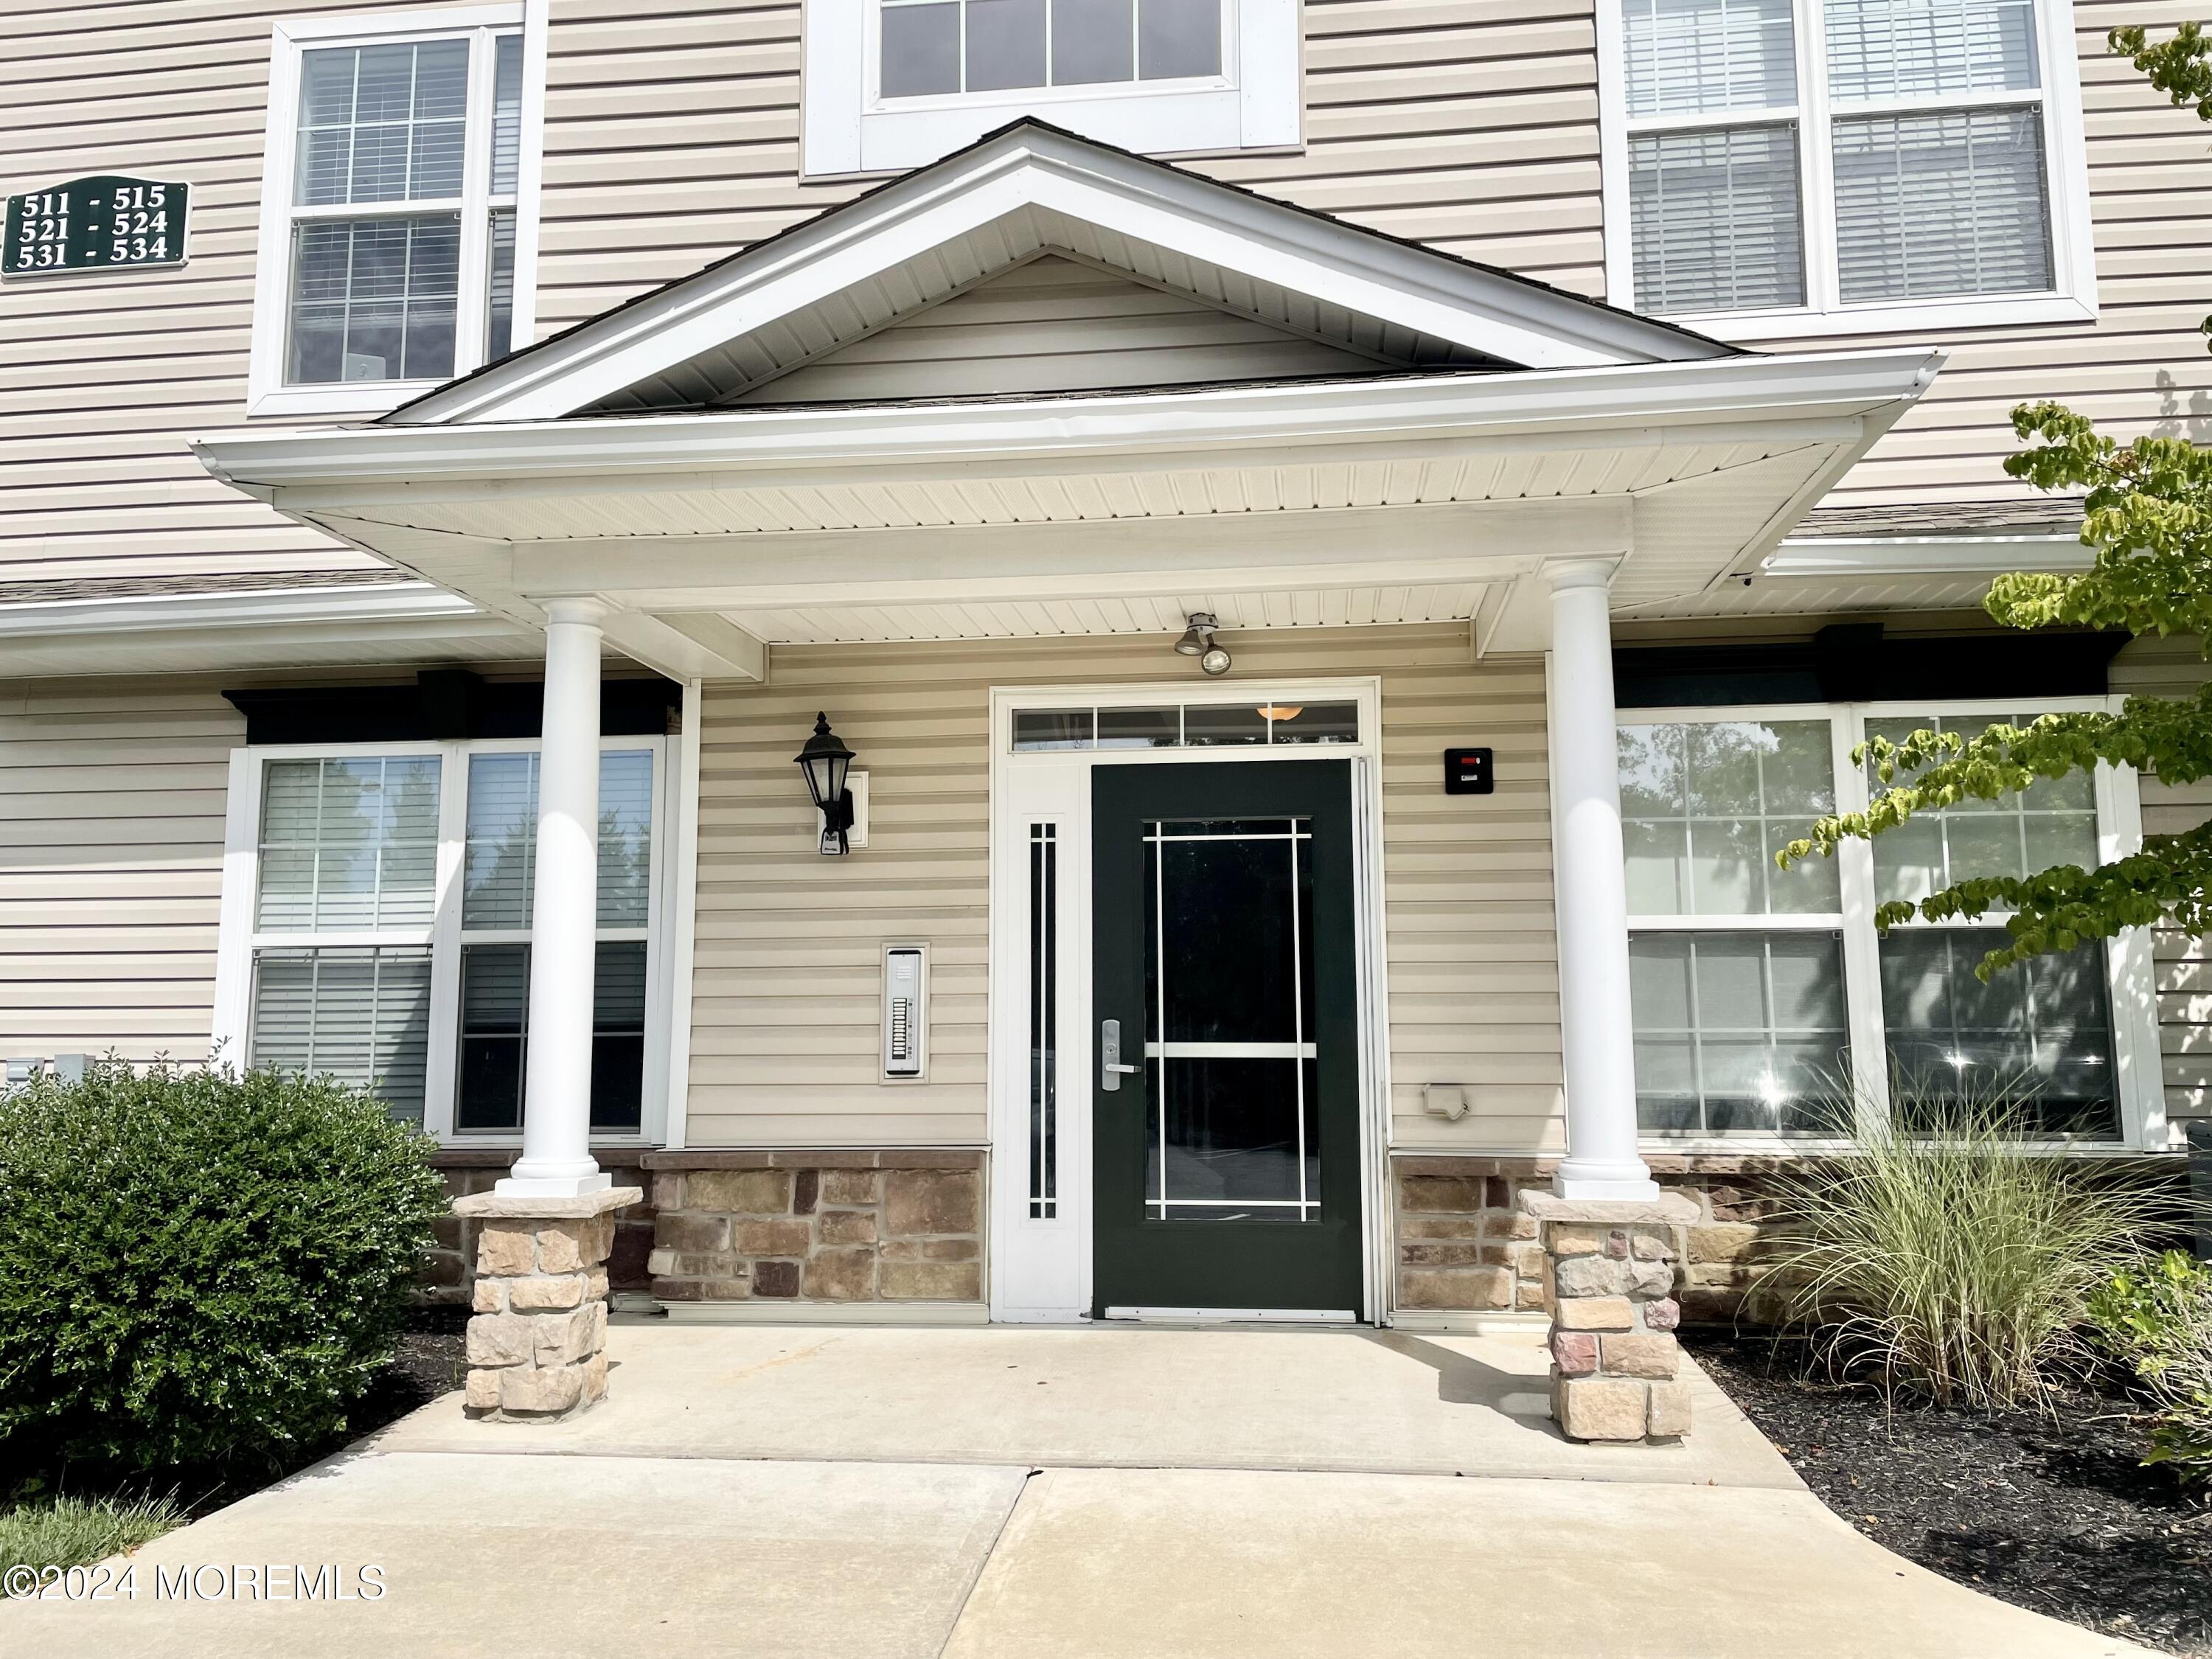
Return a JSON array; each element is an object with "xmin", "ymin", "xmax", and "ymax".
[{"xmin": 1142, "ymin": 818, "xmax": 1318, "ymax": 1220}]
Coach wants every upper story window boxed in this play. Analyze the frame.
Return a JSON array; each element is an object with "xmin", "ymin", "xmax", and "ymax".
[
  {"xmin": 1600, "ymin": 0, "xmax": 2096, "ymax": 338},
  {"xmin": 880, "ymin": 0, "xmax": 1222, "ymax": 99},
  {"xmin": 249, "ymin": 5, "xmax": 544, "ymax": 417},
  {"xmin": 802, "ymin": 0, "xmax": 1299, "ymax": 177}
]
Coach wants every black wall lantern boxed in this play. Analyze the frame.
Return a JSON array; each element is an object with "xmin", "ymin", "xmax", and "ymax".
[{"xmin": 795, "ymin": 712, "xmax": 858, "ymax": 856}]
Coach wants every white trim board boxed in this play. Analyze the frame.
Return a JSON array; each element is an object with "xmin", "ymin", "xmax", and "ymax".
[
  {"xmin": 384, "ymin": 120, "xmax": 1733, "ymax": 425},
  {"xmin": 0, "ymin": 581, "xmax": 484, "ymax": 637},
  {"xmin": 1761, "ymin": 535, "xmax": 2093, "ymax": 579}
]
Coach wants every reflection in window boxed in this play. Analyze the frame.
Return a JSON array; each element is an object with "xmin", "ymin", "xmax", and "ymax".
[
  {"xmin": 1620, "ymin": 719, "xmax": 1837, "ymax": 915},
  {"xmin": 880, "ymin": 0, "xmax": 1221, "ymax": 100},
  {"xmin": 455, "ymin": 941, "xmax": 648, "ymax": 1132},
  {"xmin": 1012, "ymin": 700, "xmax": 1360, "ymax": 751},
  {"xmin": 462, "ymin": 750, "xmax": 654, "ymax": 928},
  {"xmin": 1141, "ymin": 818, "xmax": 1321, "ymax": 1219},
  {"xmin": 1630, "ymin": 931, "xmax": 1851, "ymax": 1134},
  {"xmin": 282, "ymin": 27, "xmax": 525, "ymax": 387},
  {"xmin": 1865, "ymin": 713, "xmax": 2098, "ymax": 906},
  {"xmin": 1879, "ymin": 928, "xmax": 2118, "ymax": 1140},
  {"xmin": 257, "ymin": 754, "xmax": 442, "ymax": 931}
]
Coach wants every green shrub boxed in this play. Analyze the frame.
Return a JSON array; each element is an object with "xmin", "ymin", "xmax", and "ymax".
[
  {"xmin": 2087, "ymin": 1250, "xmax": 2212, "ymax": 1481},
  {"xmin": 0, "ymin": 1059, "xmax": 448, "ymax": 1472},
  {"xmin": 1762, "ymin": 1084, "xmax": 2156, "ymax": 1410},
  {"xmin": 0, "ymin": 1492, "xmax": 184, "ymax": 1572}
]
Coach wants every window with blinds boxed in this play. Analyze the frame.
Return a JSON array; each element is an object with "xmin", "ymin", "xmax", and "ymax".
[
  {"xmin": 283, "ymin": 27, "xmax": 524, "ymax": 386},
  {"xmin": 453, "ymin": 748, "xmax": 655, "ymax": 1132},
  {"xmin": 241, "ymin": 740, "xmax": 661, "ymax": 1138},
  {"xmin": 1618, "ymin": 0, "xmax": 2061, "ymax": 319},
  {"xmin": 248, "ymin": 754, "xmax": 442, "ymax": 1121}
]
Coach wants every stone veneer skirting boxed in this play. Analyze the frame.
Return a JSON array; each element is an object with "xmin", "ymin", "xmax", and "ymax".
[
  {"xmin": 424, "ymin": 1150, "xmax": 656, "ymax": 1305},
  {"xmin": 645, "ymin": 1150, "xmax": 984, "ymax": 1306},
  {"xmin": 1393, "ymin": 1152, "xmax": 2190, "ymax": 1322}
]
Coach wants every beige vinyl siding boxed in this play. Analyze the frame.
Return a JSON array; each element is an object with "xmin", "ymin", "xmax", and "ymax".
[
  {"xmin": 0, "ymin": 0, "xmax": 449, "ymax": 588},
  {"xmin": 726, "ymin": 255, "xmax": 1395, "ymax": 404},
  {"xmin": 1740, "ymin": 0, "xmax": 2212, "ymax": 511},
  {"xmin": 689, "ymin": 625, "xmax": 1563, "ymax": 1152},
  {"xmin": 534, "ymin": 0, "xmax": 1613, "ymax": 333},
  {"xmin": 0, "ymin": 676, "xmax": 245, "ymax": 1064},
  {"xmin": 2112, "ymin": 633, "xmax": 2212, "ymax": 1132},
  {"xmin": 10, "ymin": 0, "xmax": 2208, "ymax": 591}
]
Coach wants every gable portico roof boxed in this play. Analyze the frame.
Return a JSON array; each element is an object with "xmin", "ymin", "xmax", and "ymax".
[
  {"xmin": 194, "ymin": 121, "xmax": 1938, "ymax": 681},
  {"xmin": 387, "ymin": 119, "xmax": 1739, "ymax": 426}
]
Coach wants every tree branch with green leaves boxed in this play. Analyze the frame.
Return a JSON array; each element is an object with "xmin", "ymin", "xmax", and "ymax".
[{"xmin": 1777, "ymin": 400, "xmax": 2212, "ymax": 978}]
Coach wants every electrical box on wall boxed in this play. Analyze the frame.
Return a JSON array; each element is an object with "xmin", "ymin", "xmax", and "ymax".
[
  {"xmin": 883, "ymin": 944, "xmax": 927, "ymax": 1079},
  {"xmin": 818, "ymin": 771, "xmax": 869, "ymax": 849}
]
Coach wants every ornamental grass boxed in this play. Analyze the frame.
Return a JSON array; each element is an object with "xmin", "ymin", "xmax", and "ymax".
[{"xmin": 1763, "ymin": 1077, "xmax": 2160, "ymax": 1411}]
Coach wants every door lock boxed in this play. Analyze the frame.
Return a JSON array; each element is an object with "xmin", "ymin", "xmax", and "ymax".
[{"xmin": 1100, "ymin": 1018, "xmax": 1141, "ymax": 1091}]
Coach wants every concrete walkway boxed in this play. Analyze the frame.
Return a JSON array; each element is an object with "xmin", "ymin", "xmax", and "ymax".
[{"xmin": 0, "ymin": 1321, "xmax": 2157, "ymax": 1658}]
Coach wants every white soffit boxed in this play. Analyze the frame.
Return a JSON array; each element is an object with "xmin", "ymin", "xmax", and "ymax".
[
  {"xmin": 719, "ymin": 585, "xmax": 1492, "ymax": 646},
  {"xmin": 385, "ymin": 122, "xmax": 1733, "ymax": 426}
]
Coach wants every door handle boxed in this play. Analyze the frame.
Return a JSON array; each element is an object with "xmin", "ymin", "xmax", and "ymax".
[{"xmin": 1100, "ymin": 1018, "xmax": 1141, "ymax": 1091}]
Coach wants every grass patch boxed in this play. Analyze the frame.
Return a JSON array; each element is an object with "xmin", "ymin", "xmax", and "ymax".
[{"xmin": 0, "ymin": 1493, "xmax": 184, "ymax": 1572}]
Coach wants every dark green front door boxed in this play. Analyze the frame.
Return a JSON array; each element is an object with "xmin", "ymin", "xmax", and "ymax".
[{"xmin": 1091, "ymin": 760, "xmax": 1363, "ymax": 1317}]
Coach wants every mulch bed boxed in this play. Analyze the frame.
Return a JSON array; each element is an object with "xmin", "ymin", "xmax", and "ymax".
[
  {"xmin": 1687, "ymin": 1332, "xmax": 2212, "ymax": 1655},
  {"xmin": 349, "ymin": 1304, "xmax": 470, "ymax": 1443}
]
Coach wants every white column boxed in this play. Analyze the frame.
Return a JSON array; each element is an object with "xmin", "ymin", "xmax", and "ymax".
[
  {"xmin": 501, "ymin": 597, "xmax": 611, "ymax": 1197},
  {"xmin": 1546, "ymin": 560, "xmax": 1658, "ymax": 1201}
]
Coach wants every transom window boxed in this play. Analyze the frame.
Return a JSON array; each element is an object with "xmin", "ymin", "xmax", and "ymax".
[
  {"xmin": 1605, "ymin": 0, "xmax": 2090, "ymax": 331},
  {"xmin": 253, "ymin": 10, "xmax": 538, "ymax": 415},
  {"xmin": 880, "ymin": 0, "xmax": 1223, "ymax": 99},
  {"xmin": 1012, "ymin": 699, "xmax": 1359, "ymax": 751},
  {"xmin": 234, "ymin": 739, "xmax": 665, "ymax": 1140},
  {"xmin": 1619, "ymin": 702, "xmax": 2147, "ymax": 1145}
]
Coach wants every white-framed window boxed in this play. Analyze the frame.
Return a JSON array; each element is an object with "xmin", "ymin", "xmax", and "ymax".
[
  {"xmin": 247, "ymin": 4, "xmax": 547, "ymax": 417},
  {"xmin": 801, "ymin": 0, "xmax": 1301, "ymax": 177},
  {"xmin": 1596, "ymin": 0, "xmax": 2096, "ymax": 338},
  {"xmin": 1618, "ymin": 698, "xmax": 2165, "ymax": 1150},
  {"xmin": 214, "ymin": 736, "xmax": 674, "ymax": 1144}
]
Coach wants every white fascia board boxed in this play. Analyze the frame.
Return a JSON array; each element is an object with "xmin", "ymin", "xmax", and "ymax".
[
  {"xmin": 1764, "ymin": 534, "xmax": 2093, "ymax": 577},
  {"xmin": 388, "ymin": 127, "xmax": 1729, "ymax": 425},
  {"xmin": 0, "ymin": 581, "xmax": 484, "ymax": 639},
  {"xmin": 197, "ymin": 348, "xmax": 1944, "ymax": 501}
]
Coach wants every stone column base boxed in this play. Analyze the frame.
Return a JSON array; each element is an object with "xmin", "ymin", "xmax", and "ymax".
[
  {"xmin": 453, "ymin": 1187, "xmax": 641, "ymax": 1422},
  {"xmin": 1520, "ymin": 1189, "xmax": 1701, "ymax": 1444}
]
